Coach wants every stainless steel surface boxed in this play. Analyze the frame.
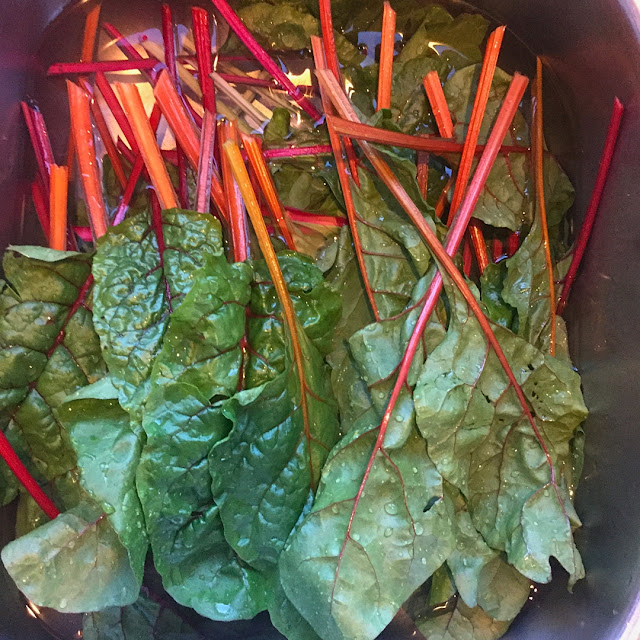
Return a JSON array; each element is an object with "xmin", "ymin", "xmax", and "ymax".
[{"xmin": 1, "ymin": 0, "xmax": 639, "ymax": 638}]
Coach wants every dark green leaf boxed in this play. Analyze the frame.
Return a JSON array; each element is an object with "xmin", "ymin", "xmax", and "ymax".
[
  {"xmin": 137, "ymin": 384, "xmax": 268, "ymax": 621},
  {"xmin": 279, "ymin": 425, "xmax": 455, "ymax": 640},
  {"xmin": 92, "ymin": 209, "xmax": 223, "ymax": 418},
  {"xmin": 211, "ymin": 326, "xmax": 339, "ymax": 571},
  {"xmin": 1, "ymin": 499, "xmax": 139, "ymax": 612},
  {"xmin": 414, "ymin": 279, "xmax": 587, "ymax": 585},
  {"xmin": 83, "ymin": 589, "xmax": 204, "ymax": 640},
  {"xmin": 0, "ymin": 249, "xmax": 104, "ymax": 492},
  {"xmin": 480, "ymin": 263, "xmax": 515, "ymax": 329}
]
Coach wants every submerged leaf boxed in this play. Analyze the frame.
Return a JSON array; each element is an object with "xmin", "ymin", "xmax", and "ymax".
[
  {"xmin": 279, "ymin": 425, "xmax": 455, "ymax": 640},
  {"xmin": 1, "ymin": 500, "xmax": 139, "ymax": 612},
  {"xmin": 83, "ymin": 589, "xmax": 204, "ymax": 640}
]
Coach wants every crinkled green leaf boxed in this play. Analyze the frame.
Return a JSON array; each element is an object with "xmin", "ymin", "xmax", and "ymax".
[
  {"xmin": 1, "ymin": 499, "xmax": 139, "ymax": 612},
  {"xmin": 247, "ymin": 252, "xmax": 342, "ymax": 387},
  {"xmin": 0, "ymin": 249, "xmax": 104, "ymax": 495},
  {"xmin": 92, "ymin": 209, "xmax": 223, "ymax": 418},
  {"xmin": 414, "ymin": 279, "xmax": 587, "ymax": 584},
  {"xmin": 211, "ymin": 325, "xmax": 339, "ymax": 571},
  {"xmin": 137, "ymin": 384, "xmax": 268, "ymax": 621},
  {"xmin": 61, "ymin": 377, "xmax": 148, "ymax": 583},
  {"xmin": 279, "ymin": 424, "xmax": 455, "ymax": 640},
  {"xmin": 83, "ymin": 589, "xmax": 204, "ymax": 640}
]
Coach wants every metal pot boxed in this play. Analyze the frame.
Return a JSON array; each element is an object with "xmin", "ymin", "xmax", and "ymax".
[{"xmin": 1, "ymin": 0, "xmax": 639, "ymax": 638}]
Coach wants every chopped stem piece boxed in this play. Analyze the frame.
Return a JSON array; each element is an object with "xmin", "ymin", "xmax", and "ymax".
[
  {"xmin": 492, "ymin": 238, "xmax": 503, "ymax": 263},
  {"xmin": 95, "ymin": 72, "xmax": 139, "ymax": 154},
  {"xmin": 435, "ymin": 176, "xmax": 454, "ymax": 220},
  {"xmin": 49, "ymin": 164, "xmax": 69, "ymax": 250},
  {"xmin": 468, "ymin": 220, "xmax": 489, "ymax": 273},
  {"xmin": 417, "ymin": 150, "xmax": 429, "ymax": 198},
  {"xmin": 328, "ymin": 116, "xmax": 526, "ymax": 155},
  {"xmin": 196, "ymin": 110, "xmax": 217, "ymax": 213},
  {"xmin": 285, "ymin": 207, "xmax": 346, "ymax": 227},
  {"xmin": 80, "ymin": 3, "xmax": 102, "ymax": 62},
  {"xmin": 113, "ymin": 106, "xmax": 162, "ymax": 225},
  {"xmin": 556, "ymin": 99, "xmax": 624, "ymax": 313},
  {"xmin": 0, "ymin": 432, "xmax": 60, "ymax": 520},
  {"xmin": 115, "ymin": 82, "xmax": 178, "ymax": 210},
  {"xmin": 423, "ymin": 71, "xmax": 454, "ymax": 138},
  {"xmin": 154, "ymin": 70, "xmax": 228, "ymax": 216},
  {"xmin": 263, "ymin": 145, "xmax": 333, "ymax": 160},
  {"xmin": 192, "ymin": 7, "xmax": 217, "ymax": 114},
  {"xmin": 211, "ymin": 71, "xmax": 265, "ymax": 130},
  {"xmin": 448, "ymin": 25, "xmax": 506, "ymax": 224},
  {"xmin": 462, "ymin": 238, "xmax": 472, "ymax": 276},
  {"xmin": 67, "ymin": 81, "xmax": 108, "ymax": 237},
  {"xmin": 507, "ymin": 231, "xmax": 519, "ymax": 257},
  {"xmin": 244, "ymin": 135, "xmax": 297, "ymax": 250},
  {"xmin": 79, "ymin": 79, "xmax": 128, "ymax": 190},
  {"xmin": 48, "ymin": 60, "xmax": 159, "ymax": 75},
  {"xmin": 377, "ymin": 1, "xmax": 396, "ymax": 111},
  {"xmin": 209, "ymin": 0, "xmax": 322, "ymax": 121},
  {"xmin": 31, "ymin": 179, "xmax": 50, "ymax": 238},
  {"xmin": 21, "ymin": 100, "xmax": 55, "ymax": 188},
  {"xmin": 220, "ymin": 120, "xmax": 248, "ymax": 261},
  {"xmin": 162, "ymin": 3, "xmax": 178, "ymax": 83},
  {"xmin": 532, "ymin": 58, "xmax": 557, "ymax": 354},
  {"xmin": 318, "ymin": 0, "xmax": 341, "ymax": 85}
]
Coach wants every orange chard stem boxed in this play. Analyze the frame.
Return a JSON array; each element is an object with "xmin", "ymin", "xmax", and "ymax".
[
  {"xmin": 243, "ymin": 135, "xmax": 297, "ymax": 251},
  {"xmin": 423, "ymin": 70, "xmax": 454, "ymax": 138},
  {"xmin": 468, "ymin": 220, "xmax": 490, "ymax": 274},
  {"xmin": 223, "ymin": 138, "xmax": 317, "ymax": 484},
  {"xmin": 67, "ymin": 80, "xmax": 108, "ymax": 238},
  {"xmin": 192, "ymin": 7, "xmax": 217, "ymax": 114},
  {"xmin": 377, "ymin": 1, "xmax": 396, "ymax": 111},
  {"xmin": 533, "ymin": 58, "xmax": 556, "ymax": 354},
  {"xmin": 220, "ymin": 120, "xmax": 248, "ymax": 261},
  {"xmin": 115, "ymin": 82, "xmax": 178, "ymax": 210},
  {"xmin": 310, "ymin": 36, "xmax": 334, "ymax": 115},
  {"xmin": 448, "ymin": 25, "xmax": 506, "ymax": 225},
  {"xmin": 154, "ymin": 70, "xmax": 228, "ymax": 217},
  {"xmin": 49, "ymin": 165, "xmax": 69, "ymax": 251},
  {"xmin": 328, "ymin": 116, "xmax": 527, "ymax": 155},
  {"xmin": 80, "ymin": 3, "xmax": 102, "ymax": 62},
  {"xmin": 435, "ymin": 176, "xmax": 454, "ymax": 220},
  {"xmin": 196, "ymin": 110, "xmax": 217, "ymax": 213}
]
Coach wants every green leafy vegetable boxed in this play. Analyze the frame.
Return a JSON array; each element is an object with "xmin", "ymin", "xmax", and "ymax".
[
  {"xmin": 279, "ymin": 425, "xmax": 455, "ymax": 640},
  {"xmin": 414, "ymin": 278, "xmax": 587, "ymax": 585},
  {"xmin": 92, "ymin": 209, "xmax": 223, "ymax": 418},
  {"xmin": 83, "ymin": 589, "xmax": 204, "ymax": 640}
]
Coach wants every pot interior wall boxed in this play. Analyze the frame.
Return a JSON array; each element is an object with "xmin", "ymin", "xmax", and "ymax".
[{"xmin": 1, "ymin": 1, "xmax": 639, "ymax": 639}]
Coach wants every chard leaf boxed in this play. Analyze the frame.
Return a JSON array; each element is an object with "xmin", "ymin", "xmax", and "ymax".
[
  {"xmin": 62, "ymin": 377, "xmax": 148, "ymax": 583},
  {"xmin": 269, "ymin": 576, "xmax": 322, "ymax": 640},
  {"xmin": 502, "ymin": 216, "xmax": 554, "ymax": 351},
  {"xmin": 414, "ymin": 279, "xmax": 587, "ymax": 584},
  {"xmin": 447, "ymin": 509, "xmax": 530, "ymax": 620},
  {"xmin": 0, "ymin": 248, "xmax": 104, "ymax": 497},
  {"xmin": 247, "ymin": 252, "xmax": 342, "ymax": 387},
  {"xmin": 408, "ymin": 594, "xmax": 511, "ymax": 640},
  {"xmin": 1, "ymin": 499, "xmax": 139, "ymax": 612},
  {"xmin": 211, "ymin": 326, "xmax": 339, "ymax": 571},
  {"xmin": 480, "ymin": 263, "xmax": 515, "ymax": 329},
  {"xmin": 92, "ymin": 209, "xmax": 223, "ymax": 418},
  {"xmin": 279, "ymin": 425, "xmax": 455, "ymax": 640},
  {"xmin": 137, "ymin": 384, "xmax": 268, "ymax": 620},
  {"xmin": 83, "ymin": 589, "xmax": 204, "ymax": 640}
]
